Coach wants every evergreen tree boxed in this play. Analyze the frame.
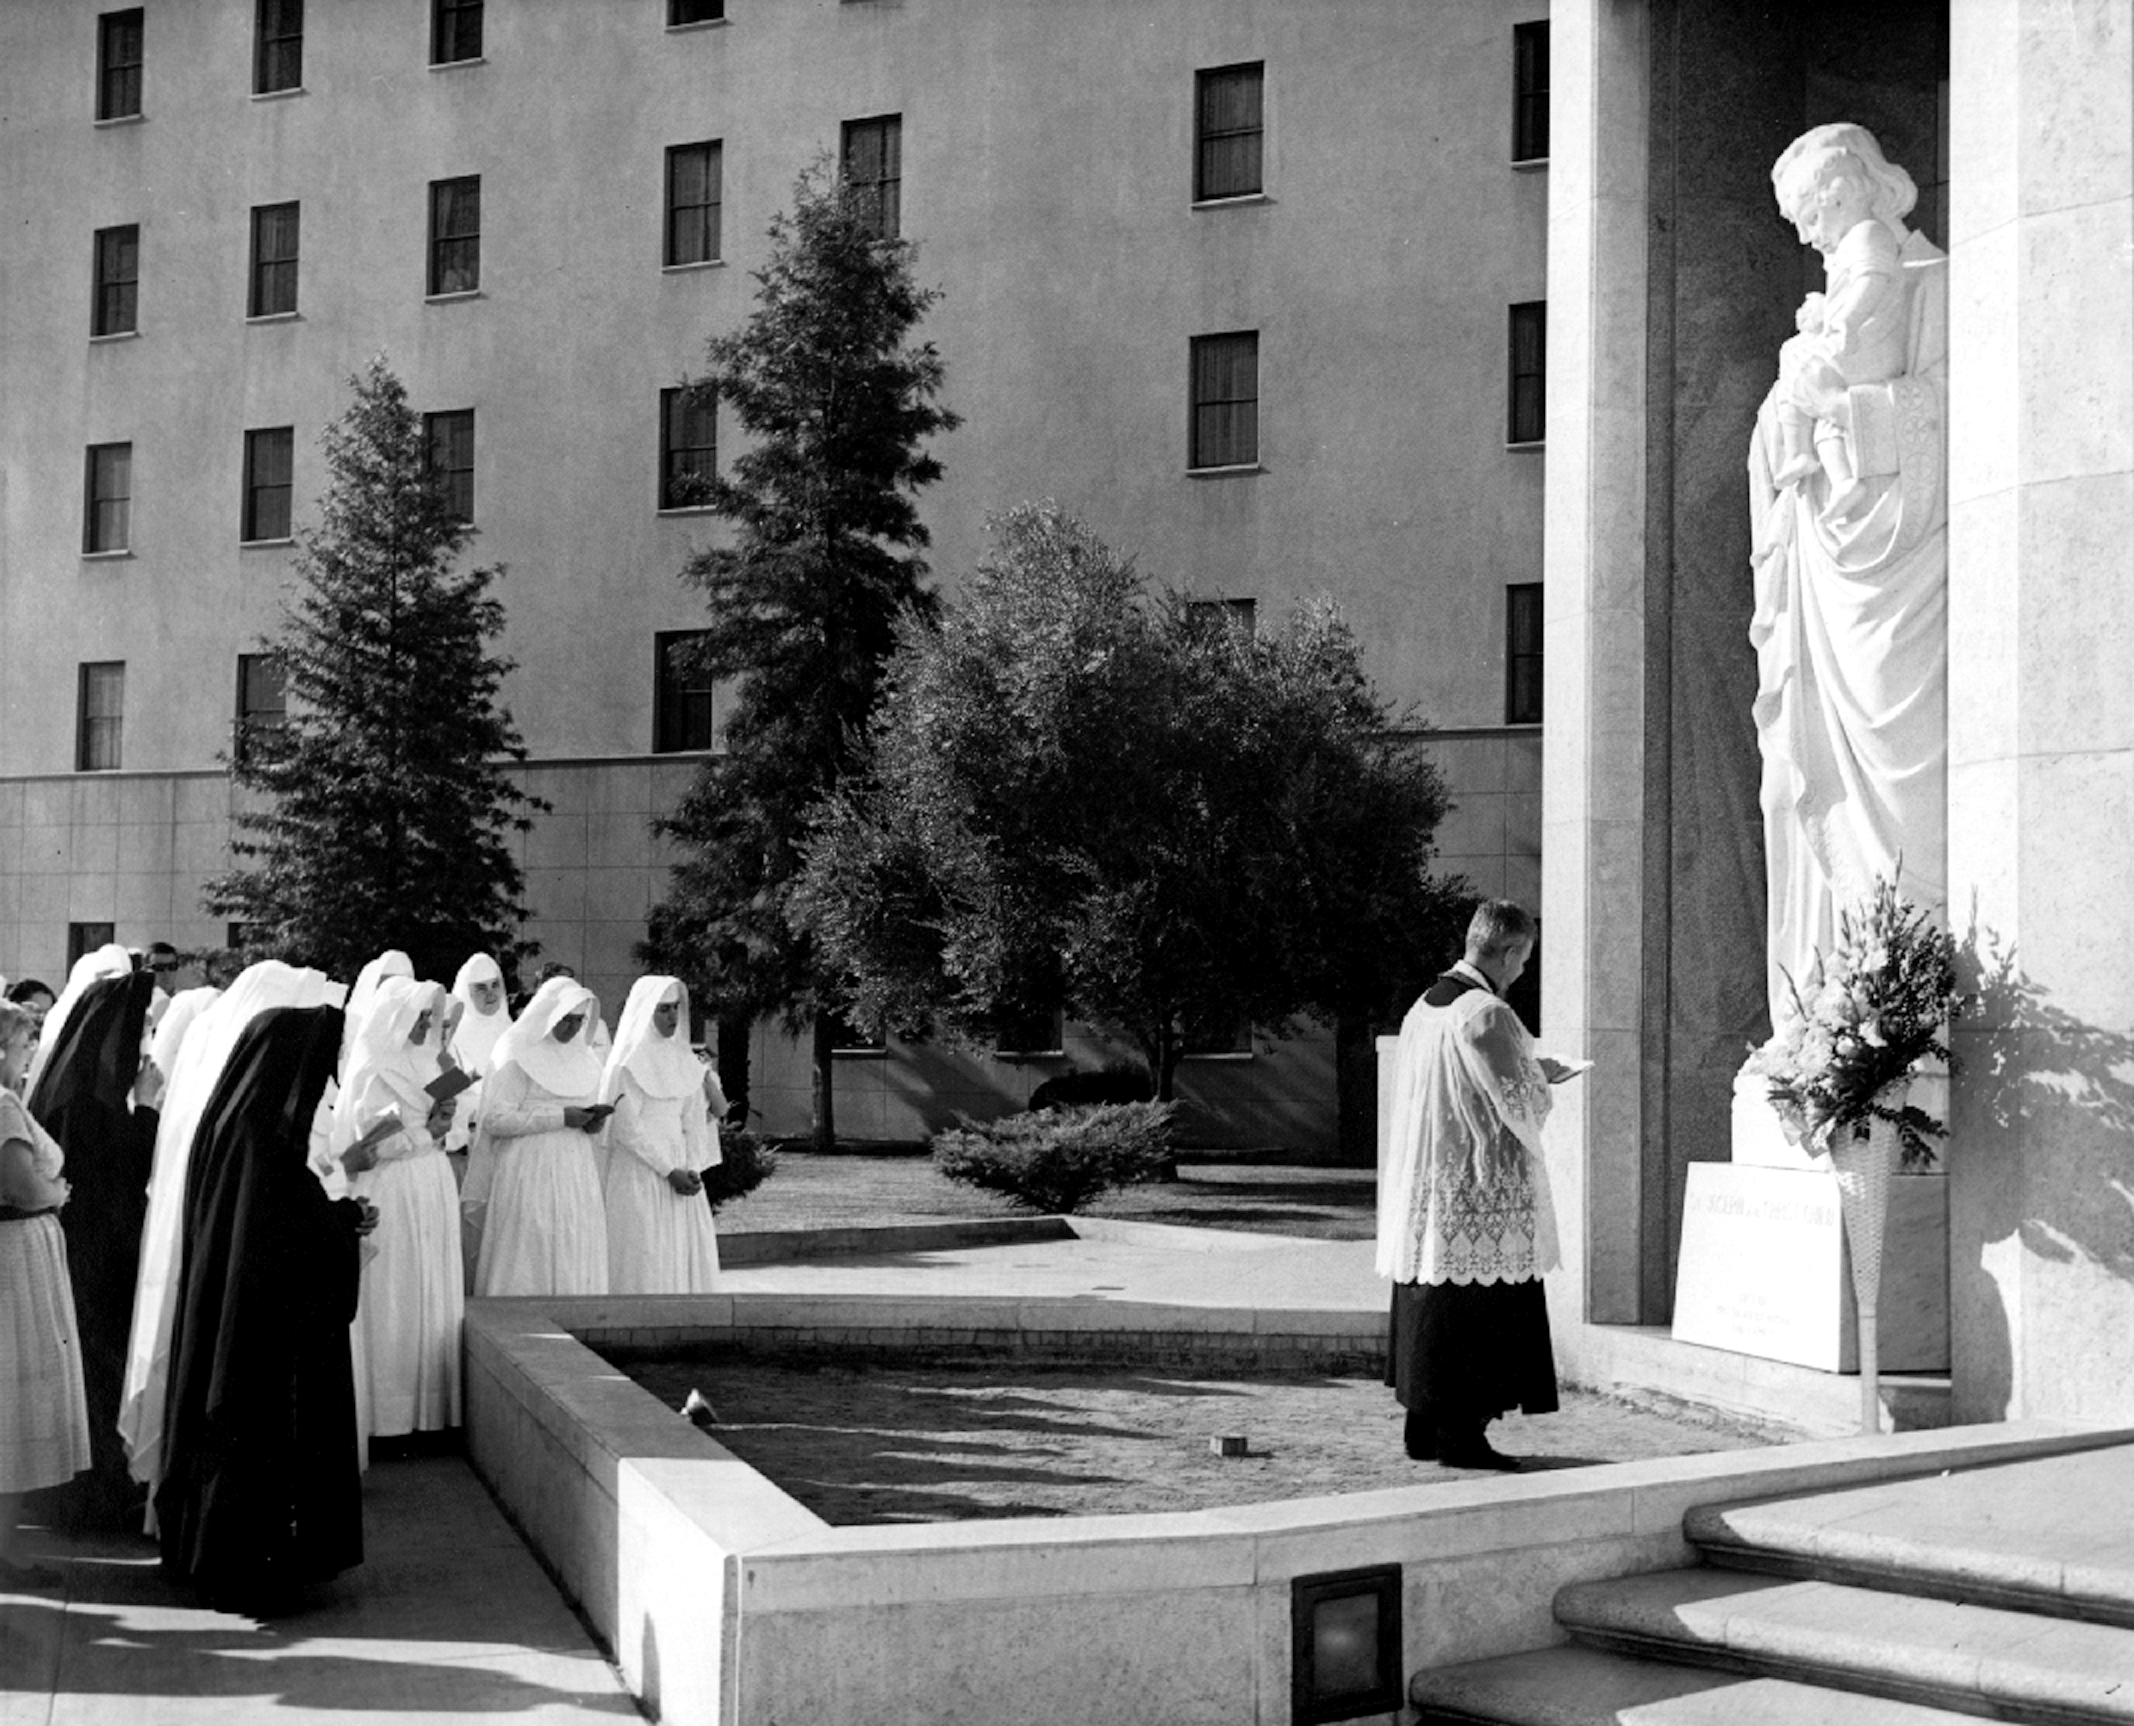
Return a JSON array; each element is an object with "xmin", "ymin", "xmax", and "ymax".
[
  {"xmin": 206, "ymin": 357, "xmax": 541, "ymax": 983},
  {"xmin": 797, "ymin": 504, "xmax": 1469, "ymax": 1108},
  {"xmin": 642, "ymin": 160, "xmax": 958, "ymax": 1148}
]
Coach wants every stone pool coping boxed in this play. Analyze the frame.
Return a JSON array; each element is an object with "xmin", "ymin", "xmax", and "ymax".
[{"xmin": 464, "ymin": 1223, "xmax": 2134, "ymax": 1726}]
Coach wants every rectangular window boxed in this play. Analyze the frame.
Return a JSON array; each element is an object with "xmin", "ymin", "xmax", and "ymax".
[
  {"xmin": 255, "ymin": 0, "xmax": 303, "ymax": 94},
  {"xmin": 1180, "ymin": 1012, "xmax": 1251, "ymax": 1057},
  {"xmin": 1190, "ymin": 331, "xmax": 1259, "ymax": 470},
  {"xmin": 666, "ymin": 141, "xmax": 723, "ymax": 266},
  {"xmin": 826, "ymin": 1008, "xmax": 886, "ymax": 1054},
  {"xmin": 1195, "ymin": 62, "xmax": 1264, "ymax": 201},
  {"xmin": 1512, "ymin": 21, "xmax": 1550, "ymax": 163},
  {"xmin": 249, "ymin": 201, "xmax": 300, "ymax": 317},
  {"xmin": 654, "ymin": 630, "xmax": 719, "ymax": 753},
  {"xmin": 77, "ymin": 663, "xmax": 125, "ymax": 771},
  {"xmin": 660, "ymin": 386, "xmax": 716, "ymax": 509},
  {"xmin": 84, "ymin": 443, "xmax": 132, "ymax": 553},
  {"xmin": 991, "ymin": 1001, "xmax": 1064, "ymax": 1057},
  {"xmin": 424, "ymin": 409, "xmax": 475, "ymax": 522},
  {"xmin": 1185, "ymin": 597, "xmax": 1257, "ymax": 636},
  {"xmin": 1508, "ymin": 300, "xmax": 1546, "ymax": 445},
  {"xmin": 841, "ymin": 114, "xmax": 902, "ymax": 239},
  {"xmin": 234, "ymin": 652, "xmax": 287, "ymax": 761},
  {"xmin": 93, "ymin": 224, "xmax": 138, "ymax": 336},
  {"xmin": 669, "ymin": 0, "xmax": 724, "ymax": 21},
  {"xmin": 1506, "ymin": 583, "xmax": 1544, "ymax": 724},
  {"xmin": 243, "ymin": 427, "xmax": 294, "ymax": 542},
  {"xmin": 428, "ymin": 176, "xmax": 481, "ymax": 295},
  {"xmin": 69, "ymin": 922, "xmax": 118, "ymax": 968},
  {"xmin": 431, "ymin": 0, "xmax": 483, "ymax": 64},
  {"xmin": 97, "ymin": 9, "xmax": 143, "ymax": 120}
]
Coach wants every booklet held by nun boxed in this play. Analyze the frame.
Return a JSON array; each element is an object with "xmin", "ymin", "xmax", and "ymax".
[{"xmin": 426, "ymin": 1065, "xmax": 479, "ymax": 1103}]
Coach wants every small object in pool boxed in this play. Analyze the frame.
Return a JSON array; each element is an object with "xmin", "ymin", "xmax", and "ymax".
[
  {"xmin": 683, "ymin": 1389, "xmax": 721, "ymax": 1430},
  {"xmin": 1211, "ymin": 1434, "xmax": 1249, "ymax": 1457}
]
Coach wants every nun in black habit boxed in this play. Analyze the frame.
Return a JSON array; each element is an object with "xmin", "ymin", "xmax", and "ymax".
[
  {"xmin": 26, "ymin": 966, "xmax": 161, "ymax": 1528},
  {"xmin": 155, "ymin": 1004, "xmax": 376, "ymax": 1610}
]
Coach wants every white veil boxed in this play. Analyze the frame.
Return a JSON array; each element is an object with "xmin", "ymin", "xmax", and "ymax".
[{"xmin": 460, "ymin": 979, "xmax": 600, "ymax": 1218}]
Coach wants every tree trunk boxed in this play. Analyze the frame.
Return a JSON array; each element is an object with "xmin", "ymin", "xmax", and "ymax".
[
  {"xmin": 1150, "ymin": 1022, "xmax": 1181, "ymax": 1182},
  {"xmin": 716, "ymin": 1014, "xmax": 752, "ymax": 1127},
  {"xmin": 810, "ymin": 1012, "xmax": 837, "ymax": 1152}
]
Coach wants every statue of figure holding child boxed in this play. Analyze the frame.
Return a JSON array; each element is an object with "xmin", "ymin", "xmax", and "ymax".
[{"xmin": 1746, "ymin": 124, "xmax": 1949, "ymax": 1040}]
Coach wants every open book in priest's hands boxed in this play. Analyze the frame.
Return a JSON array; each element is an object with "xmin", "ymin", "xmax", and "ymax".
[{"xmin": 1536, "ymin": 1055, "xmax": 1594, "ymax": 1085}]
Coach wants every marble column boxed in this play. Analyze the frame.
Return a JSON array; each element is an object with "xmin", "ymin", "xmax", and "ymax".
[
  {"xmin": 1945, "ymin": 0, "xmax": 2134, "ymax": 1422},
  {"xmin": 1541, "ymin": 0, "xmax": 1650, "ymax": 1327}
]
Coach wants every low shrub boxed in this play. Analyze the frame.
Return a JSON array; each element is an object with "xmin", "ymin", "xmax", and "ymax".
[
  {"xmin": 702, "ymin": 1126, "xmax": 777, "ymax": 1213},
  {"xmin": 931, "ymin": 1101, "xmax": 1176, "ymax": 1214}
]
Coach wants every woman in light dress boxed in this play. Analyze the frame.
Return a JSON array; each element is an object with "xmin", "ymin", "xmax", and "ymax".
[
  {"xmin": 340, "ymin": 977, "xmax": 463, "ymax": 1442},
  {"xmin": 0, "ymin": 998, "xmax": 91, "ymax": 1588},
  {"xmin": 601, "ymin": 977, "xmax": 723, "ymax": 1294},
  {"xmin": 464, "ymin": 978, "xmax": 610, "ymax": 1296}
]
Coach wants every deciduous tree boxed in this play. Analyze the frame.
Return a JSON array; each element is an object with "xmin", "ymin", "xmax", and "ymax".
[{"xmin": 797, "ymin": 504, "xmax": 1468, "ymax": 1108}]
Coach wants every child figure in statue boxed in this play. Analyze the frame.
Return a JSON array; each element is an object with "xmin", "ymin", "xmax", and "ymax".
[{"xmin": 1770, "ymin": 144, "xmax": 1908, "ymax": 525}]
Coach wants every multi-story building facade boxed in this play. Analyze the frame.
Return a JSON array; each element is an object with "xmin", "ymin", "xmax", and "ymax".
[{"xmin": 0, "ymin": 0, "xmax": 1548, "ymax": 1152}]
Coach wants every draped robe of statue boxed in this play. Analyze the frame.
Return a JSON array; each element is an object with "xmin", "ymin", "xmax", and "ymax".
[
  {"xmin": 26, "ymin": 968, "xmax": 159, "ymax": 1527},
  {"xmin": 155, "ymin": 1005, "xmax": 365, "ymax": 1609},
  {"xmin": 1747, "ymin": 148, "xmax": 1949, "ymax": 1034}
]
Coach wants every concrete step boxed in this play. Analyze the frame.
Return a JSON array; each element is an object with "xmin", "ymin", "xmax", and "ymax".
[
  {"xmin": 1687, "ymin": 1447, "xmax": 2134, "ymax": 1628},
  {"xmin": 1409, "ymin": 1643, "xmax": 1985, "ymax": 1725},
  {"xmin": 1555, "ymin": 1567, "xmax": 2134, "ymax": 1723}
]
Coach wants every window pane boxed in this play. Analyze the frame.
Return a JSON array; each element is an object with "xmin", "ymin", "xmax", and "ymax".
[
  {"xmin": 1508, "ymin": 301, "xmax": 1546, "ymax": 444},
  {"xmin": 666, "ymin": 142, "xmax": 722, "ymax": 266},
  {"xmin": 429, "ymin": 178, "xmax": 481, "ymax": 294},
  {"xmin": 425, "ymin": 410, "xmax": 475, "ymax": 520},
  {"xmin": 1506, "ymin": 583, "xmax": 1544, "ymax": 724},
  {"xmin": 655, "ymin": 631, "xmax": 717, "ymax": 753},
  {"xmin": 433, "ymin": 0, "xmax": 482, "ymax": 63},
  {"xmin": 1190, "ymin": 332, "xmax": 1258, "ymax": 468},
  {"xmin": 1513, "ymin": 21, "xmax": 1550, "ymax": 162},
  {"xmin": 99, "ymin": 10, "xmax": 144, "ymax": 120},
  {"xmin": 78, "ymin": 664, "xmax": 125, "ymax": 771},
  {"xmin": 1195, "ymin": 63, "xmax": 1263, "ymax": 199},
  {"xmin": 251, "ymin": 202, "xmax": 299, "ymax": 316},
  {"xmin": 257, "ymin": 0, "xmax": 303, "ymax": 93},
  {"xmin": 669, "ymin": 0, "xmax": 724, "ymax": 23},
  {"xmin": 94, "ymin": 225, "xmax": 138, "ymax": 336},
  {"xmin": 661, "ymin": 386, "xmax": 716, "ymax": 508},
  {"xmin": 842, "ymin": 116, "xmax": 902, "ymax": 239},
  {"xmin": 85, "ymin": 443, "xmax": 131, "ymax": 552},
  {"xmin": 244, "ymin": 427, "xmax": 294, "ymax": 540}
]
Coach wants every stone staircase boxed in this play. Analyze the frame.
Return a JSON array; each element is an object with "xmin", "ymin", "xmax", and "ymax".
[{"xmin": 1410, "ymin": 1445, "xmax": 2134, "ymax": 1724}]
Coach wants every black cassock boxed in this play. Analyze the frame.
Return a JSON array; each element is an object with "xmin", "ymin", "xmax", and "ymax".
[
  {"xmin": 156, "ymin": 1004, "xmax": 364, "ymax": 1609},
  {"xmin": 28, "ymin": 968, "xmax": 159, "ymax": 1528}
]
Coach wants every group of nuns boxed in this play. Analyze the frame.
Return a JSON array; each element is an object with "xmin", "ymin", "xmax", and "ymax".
[{"xmin": 0, "ymin": 944, "xmax": 725, "ymax": 1610}]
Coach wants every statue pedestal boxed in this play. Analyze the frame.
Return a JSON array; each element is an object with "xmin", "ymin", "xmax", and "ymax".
[{"xmin": 1672, "ymin": 1152, "xmax": 1949, "ymax": 1374}]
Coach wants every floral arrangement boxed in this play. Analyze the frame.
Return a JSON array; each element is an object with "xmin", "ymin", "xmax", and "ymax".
[{"xmin": 1745, "ymin": 874, "xmax": 1967, "ymax": 1167}]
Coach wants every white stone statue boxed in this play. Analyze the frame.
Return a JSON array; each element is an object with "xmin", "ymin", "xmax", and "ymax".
[{"xmin": 1747, "ymin": 124, "xmax": 1948, "ymax": 1038}]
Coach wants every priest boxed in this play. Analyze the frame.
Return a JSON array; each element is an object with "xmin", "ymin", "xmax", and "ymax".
[{"xmin": 1377, "ymin": 899, "xmax": 1563, "ymax": 1471}]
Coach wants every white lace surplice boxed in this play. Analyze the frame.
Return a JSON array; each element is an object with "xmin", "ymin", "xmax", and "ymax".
[{"xmin": 1375, "ymin": 987, "xmax": 1559, "ymax": 1286}]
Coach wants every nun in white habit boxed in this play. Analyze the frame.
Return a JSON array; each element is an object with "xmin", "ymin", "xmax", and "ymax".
[
  {"xmin": 443, "ymin": 954, "xmax": 509, "ymax": 1155},
  {"xmin": 118, "ymin": 960, "xmax": 339, "ymax": 1528},
  {"xmin": 341, "ymin": 951, "xmax": 414, "ymax": 1062},
  {"xmin": 340, "ymin": 977, "xmax": 463, "ymax": 1439},
  {"xmin": 600, "ymin": 977, "xmax": 723, "ymax": 1294},
  {"xmin": 464, "ymin": 978, "xmax": 610, "ymax": 1297}
]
